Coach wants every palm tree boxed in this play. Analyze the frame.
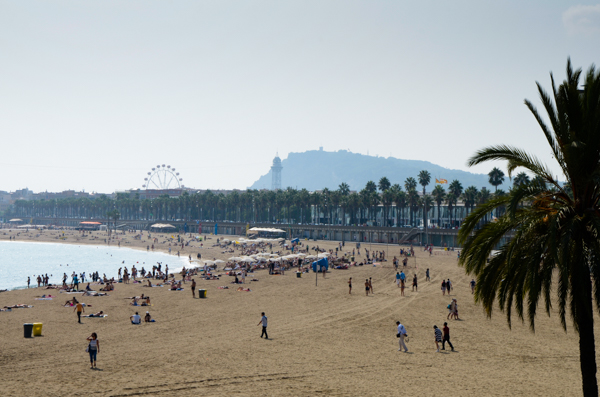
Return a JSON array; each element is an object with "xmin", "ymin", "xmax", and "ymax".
[
  {"xmin": 458, "ymin": 59, "xmax": 600, "ymax": 396},
  {"xmin": 407, "ymin": 188, "xmax": 419, "ymax": 227},
  {"xmin": 418, "ymin": 170, "xmax": 431, "ymax": 195},
  {"xmin": 381, "ymin": 189, "xmax": 394, "ymax": 226},
  {"xmin": 462, "ymin": 186, "xmax": 479, "ymax": 215},
  {"xmin": 420, "ymin": 194, "xmax": 433, "ymax": 238},
  {"xmin": 488, "ymin": 167, "xmax": 505, "ymax": 192},
  {"xmin": 512, "ymin": 172, "xmax": 530, "ymax": 187},
  {"xmin": 106, "ymin": 209, "xmax": 120, "ymax": 235},
  {"xmin": 477, "ymin": 187, "xmax": 492, "ymax": 224},
  {"xmin": 338, "ymin": 182, "xmax": 350, "ymax": 196},
  {"xmin": 448, "ymin": 179, "xmax": 463, "ymax": 198},
  {"xmin": 394, "ymin": 189, "xmax": 407, "ymax": 227},
  {"xmin": 378, "ymin": 177, "xmax": 391, "ymax": 192},
  {"xmin": 404, "ymin": 177, "xmax": 417, "ymax": 192},
  {"xmin": 418, "ymin": 170, "xmax": 432, "ymax": 239},
  {"xmin": 448, "ymin": 180, "xmax": 463, "ymax": 226},
  {"xmin": 346, "ymin": 192, "xmax": 360, "ymax": 225},
  {"xmin": 431, "ymin": 185, "xmax": 446, "ymax": 227},
  {"xmin": 445, "ymin": 192, "xmax": 456, "ymax": 228}
]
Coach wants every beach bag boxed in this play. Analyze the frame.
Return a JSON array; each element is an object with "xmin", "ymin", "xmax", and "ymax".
[
  {"xmin": 396, "ymin": 333, "xmax": 400, "ymax": 338},
  {"xmin": 85, "ymin": 343, "xmax": 90, "ymax": 353},
  {"xmin": 447, "ymin": 304, "xmax": 451, "ymax": 309}
]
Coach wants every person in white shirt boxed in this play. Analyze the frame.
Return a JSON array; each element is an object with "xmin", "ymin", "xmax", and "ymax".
[
  {"xmin": 257, "ymin": 312, "xmax": 268, "ymax": 339},
  {"xmin": 396, "ymin": 321, "xmax": 408, "ymax": 352},
  {"xmin": 130, "ymin": 312, "xmax": 141, "ymax": 324}
]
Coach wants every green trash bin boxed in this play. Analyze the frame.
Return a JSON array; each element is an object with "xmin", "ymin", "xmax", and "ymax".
[
  {"xmin": 23, "ymin": 323, "xmax": 33, "ymax": 338},
  {"xmin": 199, "ymin": 289, "xmax": 206, "ymax": 298}
]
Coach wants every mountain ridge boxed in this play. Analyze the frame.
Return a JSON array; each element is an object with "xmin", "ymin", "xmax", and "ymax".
[{"xmin": 249, "ymin": 150, "xmax": 495, "ymax": 191}]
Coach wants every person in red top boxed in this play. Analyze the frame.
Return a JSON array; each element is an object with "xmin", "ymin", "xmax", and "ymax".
[{"xmin": 442, "ymin": 322, "xmax": 454, "ymax": 351}]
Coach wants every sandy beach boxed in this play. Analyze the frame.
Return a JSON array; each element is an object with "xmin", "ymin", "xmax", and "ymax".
[{"xmin": 0, "ymin": 229, "xmax": 590, "ymax": 396}]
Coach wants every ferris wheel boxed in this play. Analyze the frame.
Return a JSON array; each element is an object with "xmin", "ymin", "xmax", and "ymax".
[{"xmin": 143, "ymin": 164, "xmax": 184, "ymax": 190}]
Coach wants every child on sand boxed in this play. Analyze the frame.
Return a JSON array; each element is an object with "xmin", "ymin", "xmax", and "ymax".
[{"xmin": 433, "ymin": 325, "xmax": 442, "ymax": 352}]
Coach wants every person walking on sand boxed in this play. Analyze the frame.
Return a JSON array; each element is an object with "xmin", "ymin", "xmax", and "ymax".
[
  {"xmin": 348, "ymin": 277, "xmax": 352, "ymax": 294},
  {"xmin": 395, "ymin": 272, "xmax": 401, "ymax": 288},
  {"xmin": 412, "ymin": 274, "xmax": 418, "ymax": 292},
  {"xmin": 75, "ymin": 301, "xmax": 84, "ymax": 323},
  {"xmin": 442, "ymin": 322, "xmax": 454, "ymax": 351},
  {"xmin": 191, "ymin": 279, "xmax": 196, "ymax": 298},
  {"xmin": 441, "ymin": 279, "xmax": 447, "ymax": 296},
  {"xmin": 368, "ymin": 277, "xmax": 373, "ymax": 294},
  {"xmin": 434, "ymin": 325, "xmax": 443, "ymax": 352},
  {"xmin": 86, "ymin": 333, "xmax": 99, "ymax": 369},
  {"xmin": 396, "ymin": 321, "xmax": 408, "ymax": 352},
  {"xmin": 257, "ymin": 312, "xmax": 268, "ymax": 339},
  {"xmin": 400, "ymin": 271, "xmax": 406, "ymax": 296},
  {"xmin": 470, "ymin": 278, "xmax": 476, "ymax": 294},
  {"xmin": 365, "ymin": 279, "xmax": 370, "ymax": 296},
  {"xmin": 426, "ymin": 268, "xmax": 430, "ymax": 282},
  {"xmin": 27, "ymin": 277, "xmax": 30, "ymax": 288}
]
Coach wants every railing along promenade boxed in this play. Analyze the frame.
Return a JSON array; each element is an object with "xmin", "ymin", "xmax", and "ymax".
[{"xmin": 17, "ymin": 217, "xmax": 468, "ymax": 247}]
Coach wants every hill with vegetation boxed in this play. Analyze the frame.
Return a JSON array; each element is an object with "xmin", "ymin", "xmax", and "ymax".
[{"xmin": 250, "ymin": 150, "xmax": 494, "ymax": 191}]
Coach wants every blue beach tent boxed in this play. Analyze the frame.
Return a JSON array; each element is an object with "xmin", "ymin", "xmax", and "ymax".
[{"xmin": 312, "ymin": 257, "xmax": 329, "ymax": 272}]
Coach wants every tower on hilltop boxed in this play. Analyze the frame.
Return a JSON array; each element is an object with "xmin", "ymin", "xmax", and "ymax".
[{"xmin": 271, "ymin": 154, "xmax": 282, "ymax": 190}]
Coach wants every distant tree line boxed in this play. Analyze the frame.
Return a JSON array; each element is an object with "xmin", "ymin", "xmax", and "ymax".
[{"xmin": 10, "ymin": 168, "xmax": 541, "ymax": 228}]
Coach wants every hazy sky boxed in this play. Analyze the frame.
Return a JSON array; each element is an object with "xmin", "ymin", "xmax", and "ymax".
[{"xmin": 1, "ymin": 1, "xmax": 598, "ymax": 193}]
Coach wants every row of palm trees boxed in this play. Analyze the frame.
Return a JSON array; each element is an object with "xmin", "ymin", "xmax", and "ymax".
[{"xmin": 10, "ymin": 167, "xmax": 535, "ymax": 229}]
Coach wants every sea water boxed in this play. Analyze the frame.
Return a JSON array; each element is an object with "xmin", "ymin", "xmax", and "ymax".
[{"xmin": 0, "ymin": 241, "xmax": 189, "ymax": 290}]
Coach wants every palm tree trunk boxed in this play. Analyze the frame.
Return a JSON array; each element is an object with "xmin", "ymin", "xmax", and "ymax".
[{"xmin": 576, "ymin": 267, "xmax": 598, "ymax": 397}]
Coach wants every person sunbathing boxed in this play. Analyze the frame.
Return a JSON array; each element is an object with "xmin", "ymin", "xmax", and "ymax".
[
  {"xmin": 64, "ymin": 297, "xmax": 79, "ymax": 306},
  {"xmin": 87, "ymin": 311, "xmax": 105, "ymax": 317},
  {"xmin": 144, "ymin": 311, "xmax": 152, "ymax": 322}
]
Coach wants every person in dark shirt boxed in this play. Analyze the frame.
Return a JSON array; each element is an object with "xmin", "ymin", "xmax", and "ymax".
[{"xmin": 442, "ymin": 322, "xmax": 454, "ymax": 351}]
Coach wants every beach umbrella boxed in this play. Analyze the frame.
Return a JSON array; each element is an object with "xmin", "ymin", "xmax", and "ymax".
[
  {"xmin": 318, "ymin": 252, "xmax": 330, "ymax": 258},
  {"xmin": 214, "ymin": 259, "xmax": 225, "ymax": 264},
  {"xmin": 242, "ymin": 257, "xmax": 254, "ymax": 263},
  {"xmin": 305, "ymin": 255, "xmax": 317, "ymax": 259}
]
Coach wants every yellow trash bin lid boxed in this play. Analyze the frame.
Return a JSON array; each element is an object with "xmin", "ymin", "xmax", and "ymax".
[{"xmin": 32, "ymin": 323, "xmax": 43, "ymax": 336}]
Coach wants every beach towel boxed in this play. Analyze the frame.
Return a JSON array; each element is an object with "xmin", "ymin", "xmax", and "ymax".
[
  {"xmin": 35, "ymin": 298, "xmax": 53, "ymax": 300},
  {"xmin": 84, "ymin": 314, "xmax": 108, "ymax": 318}
]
